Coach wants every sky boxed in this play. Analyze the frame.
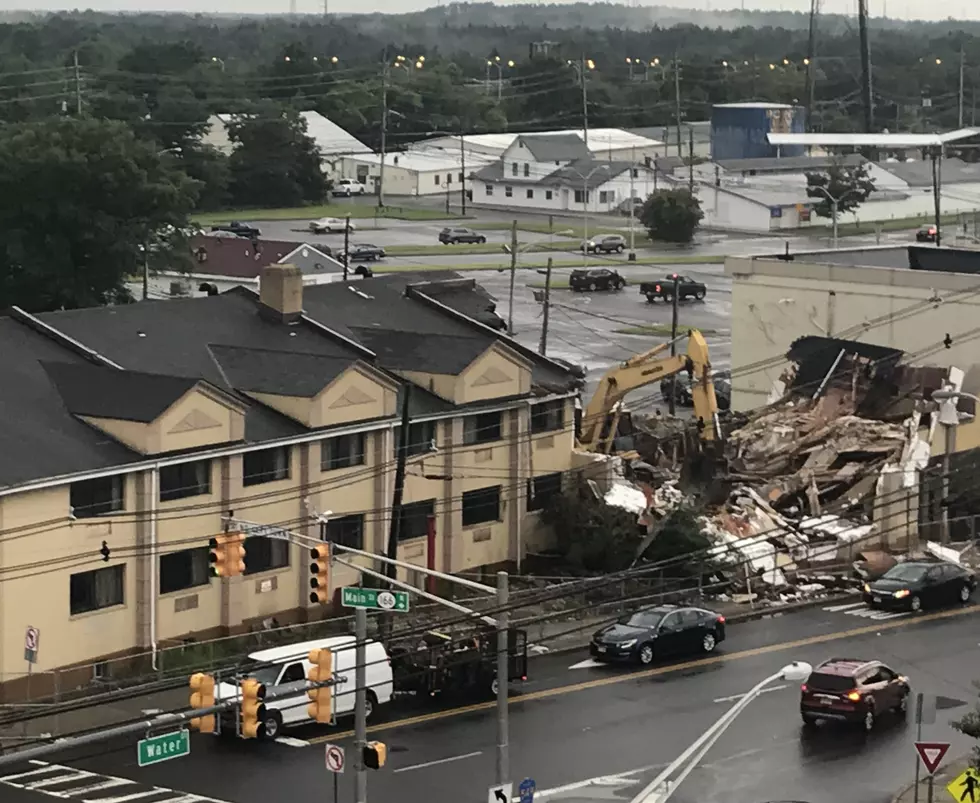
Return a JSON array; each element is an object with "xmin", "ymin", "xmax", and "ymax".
[{"xmin": 7, "ymin": 0, "xmax": 979, "ymax": 22}]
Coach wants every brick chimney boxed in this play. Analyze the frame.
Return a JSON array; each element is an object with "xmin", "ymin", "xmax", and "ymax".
[{"xmin": 259, "ymin": 263, "xmax": 303, "ymax": 323}]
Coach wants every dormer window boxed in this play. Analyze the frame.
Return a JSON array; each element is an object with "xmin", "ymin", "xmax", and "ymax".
[{"xmin": 512, "ymin": 162, "xmax": 518, "ymax": 176}]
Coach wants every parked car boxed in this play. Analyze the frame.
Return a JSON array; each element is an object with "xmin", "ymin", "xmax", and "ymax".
[
  {"xmin": 210, "ymin": 221, "xmax": 260, "ymax": 238},
  {"xmin": 660, "ymin": 370, "xmax": 732, "ymax": 410},
  {"xmin": 309, "ymin": 217, "xmax": 355, "ymax": 234},
  {"xmin": 916, "ymin": 225, "xmax": 938, "ymax": 243},
  {"xmin": 863, "ymin": 560, "xmax": 976, "ymax": 612},
  {"xmin": 439, "ymin": 226, "xmax": 487, "ymax": 245},
  {"xmin": 582, "ymin": 234, "xmax": 627, "ymax": 254},
  {"xmin": 569, "ymin": 268, "xmax": 626, "ymax": 292},
  {"xmin": 590, "ymin": 604, "xmax": 726, "ymax": 666},
  {"xmin": 616, "ymin": 197, "xmax": 645, "ymax": 217},
  {"xmin": 800, "ymin": 658, "xmax": 910, "ymax": 731},
  {"xmin": 332, "ymin": 179, "xmax": 367, "ymax": 197},
  {"xmin": 339, "ymin": 243, "xmax": 386, "ymax": 262},
  {"xmin": 640, "ymin": 274, "xmax": 706, "ymax": 303}
]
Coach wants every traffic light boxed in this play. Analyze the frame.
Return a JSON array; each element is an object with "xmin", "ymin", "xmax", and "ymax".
[
  {"xmin": 189, "ymin": 673, "xmax": 216, "ymax": 733},
  {"xmin": 209, "ymin": 532, "xmax": 246, "ymax": 577},
  {"xmin": 239, "ymin": 678, "xmax": 267, "ymax": 739},
  {"xmin": 363, "ymin": 741, "xmax": 387, "ymax": 770},
  {"xmin": 309, "ymin": 545, "xmax": 330, "ymax": 604},
  {"xmin": 306, "ymin": 648, "xmax": 333, "ymax": 724}
]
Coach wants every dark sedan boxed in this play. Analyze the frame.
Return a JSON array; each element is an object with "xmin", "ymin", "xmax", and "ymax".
[
  {"xmin": 569, "ymin": 268, "xmax": 625, "ymax": 292},
  {"xmin": 590, "ymin": 605, "xmax": 726, "ymax": 666},
  {"xmin": 863, "ymin": 560, "xmax": 976, "ymax": 612},
  {"xmin": 916, "ymin": 226, "xmax": 938, "ymax": 243},
  {"xmin": 340, "ymin": 244, "xmax": 386, "ymax": 262}
]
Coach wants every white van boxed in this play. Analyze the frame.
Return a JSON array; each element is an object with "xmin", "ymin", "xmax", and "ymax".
[{"xmin": 216, "ymin": 636, "xmax": 393, "ymax": 740}]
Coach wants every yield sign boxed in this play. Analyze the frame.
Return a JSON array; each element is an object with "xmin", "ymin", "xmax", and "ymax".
[{"xmin": 915, "ymin": 741, "xmax": 951, "ymax": 775}]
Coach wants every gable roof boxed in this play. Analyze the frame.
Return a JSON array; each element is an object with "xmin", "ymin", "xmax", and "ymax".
[
  {"xmin": 189, "ymin": 235, "xmax": 301, "ymax": 279},
  {"xmin": 351, "ymin": 328, "xmax": 490, "ymax": 375},
  {"xmin": 213, "ymin": 111, "xmax": 371, "ymax": 157},
  {"xmin": 517, "ymin": 133, "xmax": 590, "ymax": 162},
  {"xmin": 208, "ymin": 344, "xmax": 355, "ymax": 398},
  {"xmin": 546, "ymin": 157, "xmax": 633, "ymax": 189}
]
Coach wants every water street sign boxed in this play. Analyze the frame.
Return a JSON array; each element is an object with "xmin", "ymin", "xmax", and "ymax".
[
  {"xmin": 519, "ymin": 777, "xmax": 536, "ymax": 803},
  {"xmin": 914, "ymin": 741, "xmax": 950, "ymax": 775},
  {"xmin": 137, "ymin": 730, "xmax": 190, "ymax": 767},
  {"xmin": 226, "ymin": 519, "xmax": 291, "ymax": 541},
  {"xmin": 341, "ymin": 587, "xmax": 409, "ymax": 612},
  {"xmin": 24, "ymin": 626, "xmax": 39, "ymax": 664}
]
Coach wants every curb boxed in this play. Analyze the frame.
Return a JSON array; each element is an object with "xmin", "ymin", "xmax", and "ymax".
[{"xmin": 528, "ymin": 590, "xmax": 862, "ymax": 659}]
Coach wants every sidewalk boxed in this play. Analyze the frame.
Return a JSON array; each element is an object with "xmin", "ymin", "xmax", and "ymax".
[{"xmin": 893, "ymin": 756, "xmax": 973, "ymax": 803}]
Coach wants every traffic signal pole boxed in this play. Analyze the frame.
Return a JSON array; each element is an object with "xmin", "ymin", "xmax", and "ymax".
[
  {"xmin": 495, "ymin": 571, "xmax": 509, "ymax": 786},
  {"xmin": 354, "ymin": 607, "xmax": 368, "ymax": 803}
]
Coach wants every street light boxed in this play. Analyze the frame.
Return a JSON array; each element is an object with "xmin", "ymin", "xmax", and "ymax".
[
  {"xmin": 485, "ymin": 59, "xmax": 514, "ymax": 100},
  {"xmin": 808, "ymin": 186, "xmax": 864, "ymax": 249},
  {"xmin": 629, "ymin": 662, "xmax": 813, "ymax": 803},
  {"xmin": 210, "ymin": 56, "xmax": 225, "ymax": 72}
]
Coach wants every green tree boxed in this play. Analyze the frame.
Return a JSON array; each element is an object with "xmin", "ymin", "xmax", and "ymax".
[
  {"xmin": 953, "ymin": 681, "xmax": 980, "ymax": 769},
  {"xmin": 0, "ymin": 118, "xmax": 198, "ymax": 312},
  {"xmin": 805, "ymin": 161, "xmax": 876, "ymax": 218},
  {"xmin": 541, "ymin": 490, "xmax": 641, "ymax": 573},
  {"xmin": 640, "ymin": 188, "xmax": 704, "ymax": 243},
  {"xmin": 227, "ymin": 108, "xmax": 328, "ymax": 208}
]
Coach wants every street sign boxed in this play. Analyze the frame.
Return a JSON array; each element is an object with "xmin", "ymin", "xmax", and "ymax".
[
  {"xmin": 137, "ymin": 730, "xmax": 190, "ymax": 767},
  {"xmin": 947, "ymin": 767, "xmax": 980, "ymax": 803},
  {"xmin": 325, "ymin": 743, "xmax": 345, "ymax": 774},
  {"xmin": 24, "ymin": 626, "xmax": 39, "ymax": 664},
  {"xmin": 914, "ymin": 741, "xmax": 951, "ymax": 775},
  {"xmin": 341, "ymin": 587, "xmax": 410, "ymax": 612},
  {"xmin": 916, "ymin": 692, "xmax": 937, "ymax": 725},
  {"xmin": 519, "ymin": 777, "xmax": 536, "ymax": 803},
  {"xmin": 488, "ymin": 782, "xmax": 513, "ymax": 803}
]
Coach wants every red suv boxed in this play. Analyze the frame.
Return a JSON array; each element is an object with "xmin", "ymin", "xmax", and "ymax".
[{"xmin": 800, "ymin": 658, "xmax": 910, "ymax": 732}]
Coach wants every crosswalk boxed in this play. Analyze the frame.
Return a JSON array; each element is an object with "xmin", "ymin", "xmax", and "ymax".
[
  {"xmin": 0, "ymin": 761, "xmax": 229, "ymax": 803},
  {"xmin": 823, "ymin": 601, "xmax": 912, "ymax": 621}
]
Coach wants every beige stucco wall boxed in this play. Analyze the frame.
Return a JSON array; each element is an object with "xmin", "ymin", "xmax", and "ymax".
[
  {"xmin": 727, "ymin": 253, "xmax": 980, "ymax": 410},
  {"xmin": 457, "ymin": 345, "xmax": 532, "ymax": 404}
]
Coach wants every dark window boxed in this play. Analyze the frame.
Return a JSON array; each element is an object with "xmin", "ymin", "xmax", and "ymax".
[
  {"xmin": 632, "ymin": 168, "xmax": 639, "ymax": 178},
  {"xmin": 446, "ymin": 173, "xmax": 452, "ymax": 184},
  {"xmin": 70, "ymin": 475, "xmax": 124, "ymax": 518},
  {"xmin": 545, "ymin": 190, "xmax": 553, "ymax": 200},
  {"xmin": 243, "ymin": 447, "xmax": 290, "ymax": 486},
  {"xmin": 574, "ymin": 189, "xmax": 590, "ymax": 203},
  {"xmin": 463, "ymin": 411, "xmax": 503, "ymax": 444},
  {"xmin": 325, "ymin": 514, "xmax": 365, "ymax": 549},
  {"xmin": 807, "ymin": 673, "xmax": 855, "ymax": 692},
  {"xmin": 505, "ymin": 186, "xmax": 513, "ymax": 197},
  {"xmin": 599, "ymin": 191, "xmax": 610, "ymax": 203},
  {"xmin": 70, "ymin": 565, "xmax": 124, "ymax": 615},
  {"xmin": 394, "ymin": 421, "xmax": 437, "ymax": 457},
  {"xmin": 527, "ymin": 472, "xmax": 562, "ymax": 511},
  {"xmin": 659, "ymin": 612, "xmax": 683, "ymax": 631},
  {"xmin": 526, "ymin": 189, "xmax": 534, "ymax": 199},
  {"xmin": 244, "ymin": 537, "xmax": 290, "ymax": 574},
  {"xmin": 159, "ymin": 460, "xmax": 211, "ymax": 502},
  {"xmin": 531, "ymin": 400, "xmax": 564, "ymax": 433},
  {"xmin": 623, "ymin": 609, "xmax": 664, "ymax": 629},
  {"xmin": 280, "ymin": 663, "xmax": 306, "ymax": 683},
  {"xmin": 322, "ymin": 433, "xmax": 366, "ymax": 471},
  {"xmin": 434, "ymin": 174, "xmax": 440, "ymax": 185},
  {"xmin": 485, "ymin": 184, "xmax": 493, "ymax": 196},
  {"xmin": 458, "ymin": 172, "xmax": 463, "ymax": 182},
  {"xmin": 399, "ymin": 499, "xmax": 435, "ymax": 541},
  {"xmin": 523, "ymin": 163, "xmax": 530, "ymax": 177},
  {"xmin": 462, "ymin": 486, "xmax": 501, "ymax": 526},
  {"xmin": 863, "ymin": 669, "xmax": 888, "ymax": 685},
  {"xmin": 677, "ymin": 609, "xmax": 701, "ymax": 628},
  {"xmin": 159, "ymin": 547, "xmax": 210, "ymax": 594},
  {"xmin": 511, "ymin": 162, "xmax": 518, "ymax": 175}
]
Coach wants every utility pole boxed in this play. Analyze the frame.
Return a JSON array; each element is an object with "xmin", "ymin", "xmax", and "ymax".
[
  {"xmin": 507, "ymin": 219, "xmax": 518, "ymax": 335},
  {"xmin": 667, "ymin": 274, "xmax": 680, "ymax": 416},
  {"xmin": 958, "ymin": 48, "xmax": 966, "ymax": 128},
  {"xmin": 495, "ymin": 571, "xmax": 510, "ymax": 786},
  {"xmin": 354, "ymin": 607, "xmax": 368, "ymax": 803},
  {"xmin": 673, "ymin": 57, "xmax": 683, "ymax": 158},
  {"xmin": 804, "ymin": 0, "xmax": 819, "ymax": 130},
  {"xmin": 343, "ymin": 215, "xmax": 351, "ymax": 280},
  {"xmin": 932, "ymin": 148, "xmax": 943, "ymax": 247},
  {"xmin": 73, "ymin": 51, "xmax": 82, "ymax": 115},
  {"xmin": 580, "ymin": 55, "xmax": 589, "ymax": 150},
  {"xmin": 688, "ymin": 128, "xmax": 695, "ymax": 193},
  {"xmin": 628, "ymin": 146, "xmax": 636, "ymax": 261},
  {"xmin": 386, "ymin": 387, "xmax": 411, "ymax": 580},
  {"xmin": 856, "ymin": 0, "xmax": 874, "ymax": 133},
  {"xmin": 141, "ymin": 244, "xmax": 149, "ymax": 301},
  {"xmin": 539, "ymin": 258, "xmax": 552, "ymax": 355},
  {"xmin": 460, "ymin": 129, "xmax": 467, "ymax": 215},
  {"xmin": 378, "ymin": 57, "xmax": 389, "ymax": 209}
]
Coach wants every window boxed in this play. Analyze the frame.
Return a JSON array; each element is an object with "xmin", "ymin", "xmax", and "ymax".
[
  {"xmin": 659, "ymin": 612, "xmax": 682, "ymax": 632},
  {"xmin": 243, "ymin": 446, "xmax": 290, "ymax": 486},
  {"xmin": 485, "ymin": 183, "xmax": 493, "ymax": 196},
  {"xmin": 446, "ymin": 173, "xmax": 452, "ymax": 184},
  {"xmin": 462, "ymin": 486, "xmax": 501, "ymax": 527},
  {"xmin": 526, "ymin": 189, "xmax": 534, "ymax": 199},
  {"xmin": 463, "ymin": 411, "xmax": 503, "ymax": 444},
  {"xmin": 523, "ymin": 163, "xmax": 530, "ymax": 177},
  {"xmin": 434, "ymin": 174, "xmax": 440, "ymax": 185},
  {"xmin": 280, "ymin": 663, "xmax": 306, "ymax": 684},
  {"xmin": 505, "ymin": 186, "xmax": 513, "ymax": 198},
  {"xmin": 677, "ymin": 609, "xmax": 701, "ymax": 628},
  {"xmin": 159, "ymin": 460, "xmax": 210, "ymax": 502},
  {"xmin": 531, "ymin": 400, "xmax": 564, "ymax": 433},
  {"xmin": 545, "ymin": 190, "xmax": 553, "ymax": 200},
  {"xmin": 159, "ymin": 547, "xmax": 210, "ymax": 594},
  {"xmin": 458, "ymin": 172, "xmax": 464, "ymax": 182},
  {"xmin": 70, "ymin": 565, "xmax": 124, "ymax": 615},
  {"xmin": 399, "ymin": 499, "xmax": 435, "ymax": 541},
  {"xmin": 632, "ymin": 168, "xmax": 640, "ymax": 178},
  {"xmin": 325, "ymin": 514, "xmax": 365, "ymax": 549},
  {"xmin": 394, "ymin": 421, "xmax": 437, "ymax": 457},
  {"xmin": 244, "ymin": 536, "xmax": 290, "ymax": 574},
  {"xmin": 527, "ymin": 472, "xmax": 562, "ymax": 511},
  {"xmin": 70, "ymin": 475, "xmax": 124, "ymax": 518},
  {"xmin": 322, "ymin": 433, "xmax": 366, "ymax": 471},
  {"xmin": 511, "ymin": 162, "xmax": 518, "ymax": 176},
  {"xmin": 574, "ymin": 189, "xmax": 589, "ymax": 204}
]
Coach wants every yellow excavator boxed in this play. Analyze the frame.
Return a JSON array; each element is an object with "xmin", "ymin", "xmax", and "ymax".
[{"xmin": 577, "ymin": 329, "xmax": 719, "ymax": 454}]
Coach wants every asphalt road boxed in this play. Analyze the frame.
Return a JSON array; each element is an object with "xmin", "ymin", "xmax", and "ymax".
[{"xmin": 4, "ymin": 603, "xmax": 976, "ymax": 803}]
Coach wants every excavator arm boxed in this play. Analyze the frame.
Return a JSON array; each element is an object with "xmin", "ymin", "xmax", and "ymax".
[{"xmin": 578, "ymin": 329, "xmax": 718, "ymax": 453}]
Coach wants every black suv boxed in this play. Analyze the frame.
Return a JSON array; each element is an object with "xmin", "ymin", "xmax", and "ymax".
[
  {"xmin": 569, "ymin": 268, "xmax": 626, "ymax": 292},
  {"xmin": 439, "ymin": 227, "xmax": 487, "ymax": 245},
  {"xmin": 582, "ymin": 234, "xmax": 627, "ymax": 254},
  {"xmin": 800, "ymin": 658, "xmax": 910, "ymax": 731},
  {"xmin": 210, "ymin": 221, "xmax": 261, "ymax": 238},
  {"xmin": 340, "ymin": 244, "xmax": 386, "ymax": 262}
]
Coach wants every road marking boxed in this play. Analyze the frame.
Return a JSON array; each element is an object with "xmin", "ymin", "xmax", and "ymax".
[
  {"xmin": 513, "ymin": 763, "xmax": 664, "ymax": 801},
  {"xmin": 823, "ymin": 602, "xmax": 866, "ymax": 612},
  {"xmin": 392, "ymin": 750, "xmax": 483, "ymax": 774},
  {"xmin": 569, "ymin": 658, "xmax": 604, "ymax": 670},
  {"xmin": 309, "ymin": 603, "xmax": 978, "ymax": 745},
  {"xmin": 822, "ymin": 602, "xmax": 911, "ymax": 621},
  {"xmin": 713, "ymin": 684, "xmax": 788, "ymax": 704},
  {"xmin": 274, "ymin": 736, "xmax": 310, "ymax": 747}
]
